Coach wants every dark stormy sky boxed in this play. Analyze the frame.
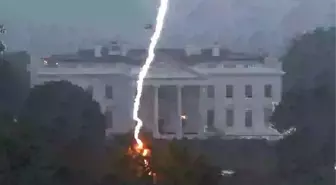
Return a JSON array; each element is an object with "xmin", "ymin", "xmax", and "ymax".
[{"xmin": 0, "ymin": 0, "xmax": 335, "ymax": 56}]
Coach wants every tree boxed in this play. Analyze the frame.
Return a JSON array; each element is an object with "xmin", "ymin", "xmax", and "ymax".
[
  {"xmin": 0, "ymin": 114, "xmax": 36, "ymax": 185},
  {"xmin": 273, "ymin": 27, "xmax": 335, "ymax": 185},
  {"xmin": 170, "ymin": 138, "xmax": 278, "ymax": 185},
  {"xmin": 104, "ymin": 131, "xmax": 163, "ymax": 185},
  {"xmin": 18, "ymin": 80, "xmax": 106, "ymax": 185},
  {"xmin": 0, "ymin": 54, "xmax": 30, "ymax": 116},
  {"xmin": 282, "ymin": 27, "xmax": 335, "ymax": 93},
  {"xmin": 104, "ymin": 133, "xmax": 223, "ymax": 185},
  {"xmin": 273, "ymin": 89, "xmax": 334, "ymax": 185},
  {"xmin": 152, "ymin": 140, "xmax": 222, "ymax": 185}
]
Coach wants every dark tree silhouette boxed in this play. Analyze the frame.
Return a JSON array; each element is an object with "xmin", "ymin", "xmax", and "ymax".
[
  {"xmin": 282, "ymin": 27, "xmax": 335, "ymax": 93},
  {"xmin": 0, "ymin": 54, "xmax": 30, "ymax": 116},
  {"xmin": 18, "ymin": 80, "xmax": 106, "ymax": 185},
  {"xmin": 273, "ymin": 27, "xmax": 335, "ymax": 185}
]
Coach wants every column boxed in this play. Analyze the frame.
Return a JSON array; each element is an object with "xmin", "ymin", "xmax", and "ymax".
[
  {"xmin": 176, "ymin": 85, "xmax": 183, "ymax": 139},
  {"xmin": 153, "ymin": 85, "xmax": 160, "ymax": 138},
  {"xmin": 198, "ymin": 85, "xmax": 207, "ymax": 137}
]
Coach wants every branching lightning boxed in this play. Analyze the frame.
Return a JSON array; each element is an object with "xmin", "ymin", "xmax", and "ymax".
[{"xmin": 133, "ymin": 0, "xmax": 169, "ymax": 149}]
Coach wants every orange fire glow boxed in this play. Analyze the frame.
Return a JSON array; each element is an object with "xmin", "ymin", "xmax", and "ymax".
[
  {"xmin": 134, "ymin": 143, "xmax": 152, "ymax": 173},
  {"xmin": 128, "ymin": 141, "xmax": 156, "ymax": 182}
]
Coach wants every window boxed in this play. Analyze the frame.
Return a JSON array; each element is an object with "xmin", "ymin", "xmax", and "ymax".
[
  {"xmin": 223, "ymin": 64, "xmax": 236, "ymax": 68},
  {"xmin": 245, "ymin": 109, "xmax": 252, "ymax": 127},
  {"xmin": 264, "ymin": 84, "xmax": 272, "ymax": 98},
  {"xmin": 206, "ymin": 109, "xmax": 215, "ymax": 127},
  {"xmin": 182, "ymin": 119, "xmax": 187, "ymax": 129},
  {"xmin": 86, "ymin": 85, "xmax": 93, "ymax": 97},
  {"xmin": 158, "ymin": 88, "xmax": 166, "ymax": 99},
  {"xmin": 158, "ymin": 118, "xmax": 164, "ymax": 134},
  {"xmin": 105, "ymin": 110, "xmax": 113, "ymax": 129},
  {"xmin": 105, "ymin": 85, "xmax": 113, "ymax": 99},
  {"xmin": 226, "ymin": 109, "xmax": 234, "ymax": 127},
  {"xmin": 245, "ymin": 85, "xmax": 252, "ymax": 98},
  {"xmin": 207, "ymin": 85, "xmax": 214, "ymax": 98},
  {"xmin": 264, "ymin": 108, "xmax": 273, "ymax": 126},
  {"xmin": 111, "ymin": 45, "xmax": 120, "ymax": 51},
  {"xmin": 207, "ymin": 63, "xmax": 217, "ymax": 68},
  {"xmin": 226, "ymin": 85, "xmax": 233, "ymax": 98}
]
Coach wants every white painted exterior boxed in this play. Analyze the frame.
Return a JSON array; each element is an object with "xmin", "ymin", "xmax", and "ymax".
[{"xmin": 31, "ymin": 53, "xmax": 284, "ymax": 139}]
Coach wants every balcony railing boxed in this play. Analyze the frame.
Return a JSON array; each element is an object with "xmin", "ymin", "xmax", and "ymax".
[
  {"xmin": 196, "ymin": 63, "xmax": 264, "ymax": 69},
  {"xmin": 38, "ymin": 62, "xmax": 130, "ymax": 75}
]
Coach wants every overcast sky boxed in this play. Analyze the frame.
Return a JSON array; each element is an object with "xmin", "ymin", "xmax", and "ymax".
[{"xmin": 0, "ymin": 0, "xmax": 335, "ymax": 56}]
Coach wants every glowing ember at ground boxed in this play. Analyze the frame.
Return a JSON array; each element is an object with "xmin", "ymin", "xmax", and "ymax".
[{"xmin": 127, "ymin": 143, "xmax": 156, "ymax": 182}]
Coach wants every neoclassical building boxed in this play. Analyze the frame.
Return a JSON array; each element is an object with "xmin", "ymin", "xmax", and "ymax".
[{"xmin": 30, "ymin": 41, "xmax": 284, "ymax": 139}]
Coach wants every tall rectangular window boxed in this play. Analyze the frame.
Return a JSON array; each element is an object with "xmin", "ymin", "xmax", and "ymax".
[
  {"xmin": 182, "ymin": 119, "xmax": 187, "ymax": 129},
  {"xmin": 207, "ymin": 85, "xmax": 214, "ymax": 98},
  {"xmin": 86, "ymin": 85, "xmax": 93, "ymax": 97},
  {"xmin": 245, "ymin": 85, "xmax": 252, "ymax": 98},
  {"xmin": 158, "ymin": 118, "xmax": 165, "ymax": 134},
  {"xmin": 264, "ymin": 84, "xmax": 272, "ymax": 98},
  {"xmin": 105, "ymin": 85, "xmax": 113, "ymax": 99},
  {"xmin": 264, "ymin": 108, "xmax": 273, "ymax": 126},
  {"xmin": 206, "ymin": 109, "xmax": 215, "ymax": 127},
  {"xmin": 245, "ymin": 109, "xmax": 253, "ymax": 127},
  {"xmin": 105, "ymin": 110, "xmax": 113, "ymax": 129},
  {"xmin": 226, "ymin": 109, "xmax": 234, "ymax": 127},
  {"xmin": 226, "ymin": 85, "xmax": 233, "ymax": 98},
  {"xmin": 158, "ymin": 88, "xmax": 166, "ymax": 99}
]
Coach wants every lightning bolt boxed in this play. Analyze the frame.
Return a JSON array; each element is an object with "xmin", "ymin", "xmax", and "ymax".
[{"xmin": 133, "ymin": 0, "xmax": 169, "ymax": 149}]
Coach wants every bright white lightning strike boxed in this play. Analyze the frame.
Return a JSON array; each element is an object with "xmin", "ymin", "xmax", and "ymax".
[{"xmin": 133, "ymin": 0, "xmax": 169, "ymax": 148}]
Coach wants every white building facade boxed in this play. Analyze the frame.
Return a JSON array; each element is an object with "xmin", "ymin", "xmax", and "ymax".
[{"xmin": 31, "ymin": 42, "xmax": 284, "ymax": 139}]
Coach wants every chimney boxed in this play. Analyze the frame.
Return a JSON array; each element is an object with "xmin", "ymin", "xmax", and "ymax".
[
  {"xmin": 264, "ymin": 56, "xmax": 282, "ymax": 69},
  {"xmin": 108, "ymin": 41, "xmax": 121, "ymax": 55},
  {"xmin": 94, "ymin": 45, "xmax": 103, "ymax": 57},
  {"xmin": 212, "ymin": 42, "xmax": 220, "ymax": 57},
  {"xmin": 120, "ymin": 43, "xmax": 128, "ymax": 56},
  {"xmin": 185, "ymin": 45, "xmax": 201, "ymax": 56}
]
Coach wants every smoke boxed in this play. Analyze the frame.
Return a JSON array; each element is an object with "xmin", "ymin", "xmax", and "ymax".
[{"xmin": 0, "ymin": 0, "xmax": 334, "ymax": 55}]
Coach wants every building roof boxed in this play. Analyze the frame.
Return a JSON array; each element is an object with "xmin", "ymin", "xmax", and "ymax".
[
  {"xmin": 46, "ymin": 51, "xmax": 136, "ymax": 64},
  {"xmin": 45, "ymin": 46, "xmax": 263, "ymax": 66},
  {"xmin": 39, "ymin": 46, "xmax": 284, "ymax": 77},
  {"xmin": 126, "ymin": 48, "xmax": 262, "ymax": 65}
]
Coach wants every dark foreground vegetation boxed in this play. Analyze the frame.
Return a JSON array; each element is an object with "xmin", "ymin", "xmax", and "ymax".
[{"xmin": 0, "ymin": 27, "xmax": 334, "ymax": 185}]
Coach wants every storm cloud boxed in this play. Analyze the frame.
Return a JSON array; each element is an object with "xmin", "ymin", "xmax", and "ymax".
[{"xmin": 0, "ymin": 0, "xmax": 334, "ymax": 56}]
